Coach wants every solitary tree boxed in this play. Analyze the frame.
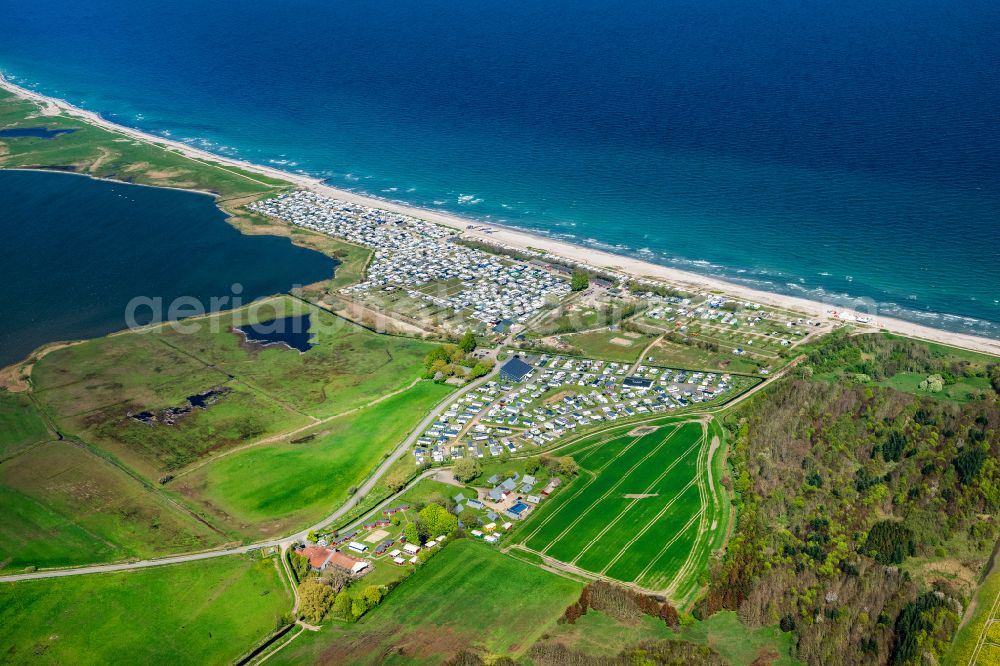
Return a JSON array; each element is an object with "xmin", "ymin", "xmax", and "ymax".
[
  {"xmin": 571, "ymin": 270, "xmax": 590, "ymax": 291},
  {"xmin": 560, "ymin": 456, "xmax": 580, "ymax": 476}
]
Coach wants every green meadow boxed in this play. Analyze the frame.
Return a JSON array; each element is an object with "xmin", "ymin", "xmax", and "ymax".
[
  {"xmin": 557, "ymin": 328, "xmax": 658, "ymax": 363},
  {"xmin": 271, "ymin": 539, "xmax": 582, "ymax": 665},
  {"xmin": 0, "ymin": 440, "xmax": 224, "ymax": 573},
  {"xmin": 0, "ymin": 555, "xmax": 290, "ymax": 665},
  {"xmin": 0, "ymin": 391, "xmax": 50, "ymax": 461},
  {"xmin": 172, "ymin": 380, "xmax": 453, "ymax": 537},
  {"xmin": 30, "ymin": 297, "xmax": 437, "ymax": 477}
]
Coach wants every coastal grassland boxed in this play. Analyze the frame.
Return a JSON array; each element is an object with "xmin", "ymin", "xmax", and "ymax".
[
  {"xmin": 171, "ymin": 380, "xmax": 453, "ymax": 537},
  {"xmin": 30, "ymin": 327, "xmax": 310, "ymax": 476},
  {"xmin": 556, "ymin": 328, "xmax": 659, "ymax": 363},
  {"xmin": 514, "ymin": 418, "xmax": 724, "ymax": 602},
  {"xmin": 0, "ymin": 87, "xmax": 284, "ymax": 198},
  {"xmin": 30, "ymin": 296, "xmax": 437, "ymax": 476},
  {"xmin": 532, "ymin": 609, "xmax": 799, "ymax": 666},
  {"xmin": 945, "ymin": 561, "xmax": 1000, "ymax": 666},
  {"xmin": 269, "ymin": 539, "xmax": 582, "ymax": 665},
  {"xmin": 804, "ymin": 329, "xmax": 999, "ymax": 404},
  {"xmin": 0, "ymin": 555, "xmax": 290, "ymax": 665},
  {"xmin": 876, "ymin": 371, "xmax": 993, "ymax": 404},
  {"xmin": 156, "ymin": 296, "xmax": 437, "ymax": 419},
  {"xmin": 0, "ymin": 440, "xmax": 224, "ymax": 573},
  {"xmin": 0, "ymin": 391, "xmax": 50, "ymax": 460}
]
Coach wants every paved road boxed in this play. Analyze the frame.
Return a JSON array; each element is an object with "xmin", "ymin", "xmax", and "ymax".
[{"xmin": 0, "ymin": 366, "xmax": 498, "ymax": 584}]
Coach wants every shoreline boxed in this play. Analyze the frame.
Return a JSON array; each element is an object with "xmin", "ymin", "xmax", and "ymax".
[{"xmin": 3, "ymin": 74, "xmax": 999, "ymax": 358}]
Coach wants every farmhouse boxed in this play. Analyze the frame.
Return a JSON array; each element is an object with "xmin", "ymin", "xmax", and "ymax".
[{"xmin": 294, "ymin": 546, "xmax": 370, "ymax": 575}]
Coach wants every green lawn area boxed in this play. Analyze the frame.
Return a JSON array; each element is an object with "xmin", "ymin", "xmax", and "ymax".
[
  {"xmin": 557, "ymin": 329, "xmax": 658, "ymax": 363},
  {"xmin": 538, "ymin": 610, "xmax": 800, "ymax": 665},
  {"xmin": 0, "ymin": 392, "xmax": 50, "ymax": 460},
  {"xmin": 0, "ymin": 441, "xmax": 225, "ymax": 573},
  {"xmin": 271, "ymin": 539, "xmax": 582, "ymax": 664},
  {"xmin": 172, "ymin": 380, "xmax": 453, "ymax": 537},
  {"xmin": 0, "ymin": 555, "xmax": 291, "ymax": 665},
  {"xmin": 876, "ymin": 372, "xmax": 994, "ymax": 404},
  {"xmin": 398, "ymin": 478, "xmax": 473, "ymax": 506},
  {"xmin": 643, "ymin": 337, "xmax": 765, "ymax": 374},
  {"xmin": 31, "ymin": 296, "xmax": 437, "ymax": 477}
]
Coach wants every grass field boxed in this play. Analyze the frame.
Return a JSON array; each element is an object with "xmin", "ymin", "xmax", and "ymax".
[
  {"xmin": 643, "ymin": 336, "xmax": 765, "ymax": 374},
  {"xmin": 514, "ymin": 417, "xmax": 728, "ymax": 603},
  {"xmin": 171, "ymin": 380, "xmax": 453, "ymax": 537},
  {"xmin": 0, "ymin": 441, "xmax": 224, "ymax": 572},
  {"xmin": 270, "ymin": 539, "xmax": 582, "ymax": 664},
  {"xmin": 875, "ymin": 372, "xmax": 994, "ymax": 404},
  {"xmin": 0, "ymin": 392, "xmax": 50, "ymax": 461},
  {"xmin": 557, "ymin": 328, "xmax": 659, "ymax": 363},
  {"xmin": 31, "ymin": 296, "xmax": 437, "ymax": 476},
  {"xmin": 0, "ymin": 555, "xmax": 290, "ymax": 665}
]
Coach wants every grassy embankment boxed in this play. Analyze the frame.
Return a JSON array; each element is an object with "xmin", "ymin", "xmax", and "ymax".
[
  {"xmin": 537, "ymin": 609, "xmax": 799, "ymax": 666},
  {"xmin": 0, "ymin": 555, "xmax": 290, "ymax": 665},
  {"xmin": 945, "ymin": 560, "xmax": 1000, "ymax": 666}
]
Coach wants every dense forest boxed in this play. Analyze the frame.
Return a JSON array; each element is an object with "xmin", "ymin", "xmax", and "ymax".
[{"xmin": 703, "ymin": 333, "xmax": 1000, "ymax": 664}]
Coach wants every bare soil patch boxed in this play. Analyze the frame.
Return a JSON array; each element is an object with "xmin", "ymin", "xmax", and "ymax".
[
  {"xmin": 609, "ymin": 337, "xmax": 633, "ymax": 347},
  {"xmin": 627, "ymin": 425, "xmax": 658, "ymax": 436},
  {"xmin": 364, "ymin": 529, "xmax": 390, "ymax": 543},
  {"xmin": 544, "ymin": 390, "xmax": 577, "ymax": 404}
]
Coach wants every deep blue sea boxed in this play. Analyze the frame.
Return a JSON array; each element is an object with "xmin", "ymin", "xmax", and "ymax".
[
  {"xmin": 0, "ymin": 170, "xmax": 334, "ymax": 366},
  {"xmin": 1, "ymin": 0, "xmax": 998, "ymax": 337}
]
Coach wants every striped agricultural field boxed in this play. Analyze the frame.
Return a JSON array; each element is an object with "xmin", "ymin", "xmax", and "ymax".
[{"xmin": 512, "ymin": 416, "xmax": 729, "ymax": 603}]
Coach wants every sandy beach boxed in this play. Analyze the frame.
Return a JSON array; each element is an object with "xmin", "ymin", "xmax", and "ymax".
[{"xmin": 3, "ymin": 74, "xmax": 999, "ymax": 357}]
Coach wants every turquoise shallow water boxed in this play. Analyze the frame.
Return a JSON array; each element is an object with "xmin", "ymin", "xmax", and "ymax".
[
  {"xmin": 0, "ymin": 170, "xmax": 334, "ymax": 366},
  {"xmin": 0, "ymin": 0, "xmax": 998, "ymax": 337}
]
